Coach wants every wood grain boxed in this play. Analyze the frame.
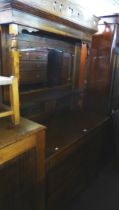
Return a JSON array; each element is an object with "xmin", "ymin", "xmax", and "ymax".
[{"xmin": 0, "ymin": 117, "xmax": 46, "ymax": 210}]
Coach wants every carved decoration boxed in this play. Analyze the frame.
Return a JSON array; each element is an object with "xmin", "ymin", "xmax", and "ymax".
[{"xmin": 0, "ymin": 0, "xmax": 99, "ymax": 33}]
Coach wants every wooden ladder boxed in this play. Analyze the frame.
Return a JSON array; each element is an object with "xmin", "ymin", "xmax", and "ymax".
[{"xmin": 0, "ymin": 76, "xmax": 20, "ymax": 125}]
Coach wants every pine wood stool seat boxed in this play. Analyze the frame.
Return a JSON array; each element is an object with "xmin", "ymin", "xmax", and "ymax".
[{"xmin": 0, "ymin": 76, "xmax": 20, "ymax": 125}]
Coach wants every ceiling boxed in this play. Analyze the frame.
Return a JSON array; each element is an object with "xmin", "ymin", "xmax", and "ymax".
[{"xmin": 73, "ymin": 0, "xmax": 119, "ymax": 16}]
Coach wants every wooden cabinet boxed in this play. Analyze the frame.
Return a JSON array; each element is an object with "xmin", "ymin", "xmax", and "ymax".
[
  {"xmin": 89, "ymin": 15, "xmax": 119, "ymax": 116},
  {"xmin": 87, "ymin": 27, "xmax": 115, "ymax": 117},
  {"xmin": 0, "ymin": 3, "xmax": 114, "ymax": 210},
  {"xmin": 17, "ymin": 30, "xmax": 75, "ymax": 121},
  {"xmin": 0, "ymin": 117, "xmax": 46, "ymax": 210},
  {"xmin": 0, "ymin": 0, "xmax": 96, "ymax": 123},
  {"xmin": 46, "ymin": 113, "xmax": 114, "ymax": 210}
]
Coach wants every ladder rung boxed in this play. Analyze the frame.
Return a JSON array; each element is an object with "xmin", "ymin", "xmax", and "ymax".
[
  {"xmin": 0, "ymin": 76, "xmax": 20, "ymax": 125},
  {"xmin": 0, "ymin": 111, "xmax": 14, "ymax": 118},
  {"xmin": 0, "ymin": 76, "xmax": 14, "ymax": 86}
]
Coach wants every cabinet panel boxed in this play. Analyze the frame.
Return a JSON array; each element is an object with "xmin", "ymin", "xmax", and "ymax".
[
  {"xmin": 87, "ymin": 29, "xmax": 114, "ymax": 116},
  {"xmin": 20, "ymin": 50, "xmax": 48, "ymax": 85},
  {"xmin": 0, "ymin": 118, "xmax": 46, "ymax": 210},
  {"xmin": 17, "ymin": 31, "xmax": 75, "ymax": 121},
  {"xmin": 46, "ymin": 119, "xmax": 114, "ymax": 210},
  {"xmin": 18, "ymin": 32, "xmax": 74, "ymax": 89},
  {"xmin": 0, "ymin": 148, "xmax": 37, "ymax": 210}
]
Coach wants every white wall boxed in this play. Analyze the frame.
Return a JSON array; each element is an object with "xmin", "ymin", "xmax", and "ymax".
[{"xmin": 73, "ymin": 0, "xmax": 119, "ymax": 16}]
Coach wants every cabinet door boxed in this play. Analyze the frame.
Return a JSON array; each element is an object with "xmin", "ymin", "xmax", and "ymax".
[
  {"xmin": 87, "ymin": 29, "xmax": 114, "ymax": 116},
  {"xmin": 46, "ymin": 119, "xmax": 113, "ymax": 210},
  {"xmin": 0, "ymin": 148, "xmax": 37, "ymax": 210}
]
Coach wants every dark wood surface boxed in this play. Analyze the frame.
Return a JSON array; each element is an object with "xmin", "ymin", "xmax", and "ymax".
[
  {"xmin": 0, "ymin": 118, "xmax": 46, "ymax": 210},
  {"xmin": 45, "ymin": 110, "xmax": 107, "ymax": 158},
  {"xmin": 0, "ymin": 0, "xmax": 98, "ymax": 33},
  {"xmin": 45, "ymin": 111, "xmax": 114, "ymax": 210},
  {"xmin": 0, "ymin": 148, "xmax": 37, "ymax": 210},
  {"xmin": 15, "ymin": 31, "xmax": 76, "ymax": 121},
  {"xmin": 112, "ymin": 109, "xmax": 119, "ymax": 169},
  {"xmin": 0, "ymin": 11, "xmax": 118, "ymax": 210},
  {"xmin": 109, "ymin": 25, "xmax": 119, "ymax": 111},
  {"xmin": 18, "ymin": 32, "xmax": 74, "ymax": 87},
  {"xmin": 98, "ymin": 16, "xmax": 119, "ymax": 113},
  {"xmin": 111, "ymin": 55, "xmax": 119, "ymax": 110},
  {"xmin": 0, "ymin": 117, "xmax": 45, "ymax": 150},
  {"xmin": 87, "ymin": 29, "xmax": 114, "ymax": 116},
  {"xmin": 79, "ymin": 43, "xmax": 88, "ymax": 90}
]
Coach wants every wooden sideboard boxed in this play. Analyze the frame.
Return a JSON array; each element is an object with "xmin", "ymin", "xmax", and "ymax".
[
  {"xmin": 0, "ymin": 117, "xmax": 46, "ymax": 210},
  {"xmin": 45, "ymin": 111, "xmax": 114, "ymax": 210}
]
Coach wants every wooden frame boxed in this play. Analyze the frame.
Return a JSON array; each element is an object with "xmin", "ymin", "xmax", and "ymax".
[
  {"xmin": 0, "ymin": 117, "xmax": 46, "ymax": 210},
  {"xmin": 0, "ymin": 76, "xmax": 20, "ymax": 125}
]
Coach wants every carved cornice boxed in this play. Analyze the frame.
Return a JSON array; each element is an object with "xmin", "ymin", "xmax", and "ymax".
[{"xmin": 0, "ymin": 0, "xmax": 99, "ymax": 39}]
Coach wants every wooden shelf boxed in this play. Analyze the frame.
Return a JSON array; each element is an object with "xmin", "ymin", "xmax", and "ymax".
[
  {"xmin": 20, "ymin": 83, "xmax": 72, "ymax": 96},
  {"xmin": 45, "ymin": 110, "xmax": 109, "ymax": 158}
]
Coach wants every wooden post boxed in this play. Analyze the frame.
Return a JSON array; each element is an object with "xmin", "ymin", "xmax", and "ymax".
[
  {"xmin": 72, "ymin": 42, "xmax": 81, "ymax": 89},
  {"xmin": 10, "ymin": 77, "xmax": 20, "ymax": 125},
  {"xmin": 0, "ymin": 25, "xmax": 10, "ymax": 103},
  {"xmin": 9, "ymin": 24, "xmax": 20, "ymax": 124},
  {"xmin": 9, "ymin": 24, "xmax": 20, "ymax": 80},
  {"xmin": 71, "ymin": 42, "xmax": 81, "ymax": 109}
]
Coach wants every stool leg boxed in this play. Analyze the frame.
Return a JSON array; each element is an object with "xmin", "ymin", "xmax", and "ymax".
[{"xmin": 10, "ymin": 77, "xmax": 20, "ymax": 125}]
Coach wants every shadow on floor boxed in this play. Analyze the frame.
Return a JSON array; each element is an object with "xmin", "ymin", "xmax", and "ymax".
[{"xmin": 67, "ymin": 162, "xmax": 119, "ymax": 210}]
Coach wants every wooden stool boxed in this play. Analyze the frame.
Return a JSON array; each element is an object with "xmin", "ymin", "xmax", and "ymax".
[{"xmin": 0, "ymin": 76, "xmax": 20, "ymax": 125}]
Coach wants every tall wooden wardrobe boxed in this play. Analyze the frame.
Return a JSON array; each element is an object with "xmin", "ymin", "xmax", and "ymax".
[{"xmin": 88, "ymin": 14, "xmax": 119, "ymax": 117}]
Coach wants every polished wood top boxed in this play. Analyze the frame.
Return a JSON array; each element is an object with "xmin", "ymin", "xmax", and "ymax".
[
  {"xmin": 0, "ymin": 117, "xmax": 46, "ymax": 150},
  {"xmin": 45, "ymin": 110, "xmax": 110, "ymax": 158}
]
